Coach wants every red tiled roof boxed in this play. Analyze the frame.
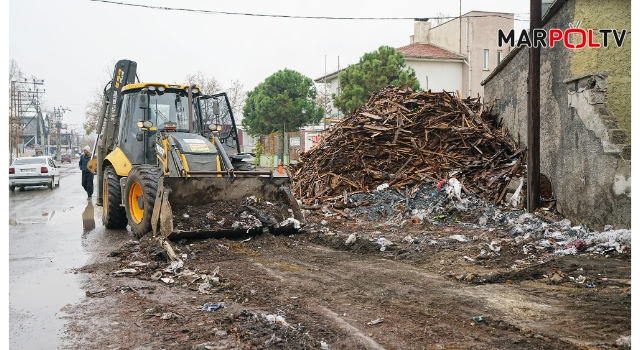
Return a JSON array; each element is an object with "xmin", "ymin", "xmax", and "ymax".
[{"xmin": 396, "ymin": 43, "xmax": 464, "ymax": 59}]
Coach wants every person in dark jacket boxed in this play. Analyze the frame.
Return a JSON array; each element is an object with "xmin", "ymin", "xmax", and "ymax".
[{"xmin": 79, "ymin": 146, "xmax": 94, "ymax": 200}]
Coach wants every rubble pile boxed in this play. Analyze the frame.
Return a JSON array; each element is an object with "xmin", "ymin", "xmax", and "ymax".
[
  {"xmin": 292, "ymin": 86, "xmax": 525, "ymax": 204},
  {"xmin": 172, "ymin": 196, "xmax": 300, "ymax": 234}
]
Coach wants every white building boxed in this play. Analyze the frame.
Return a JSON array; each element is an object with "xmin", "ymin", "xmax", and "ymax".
[{"xmin": 314, "ymin": 11, "xmax": 514, "ymax": 119}]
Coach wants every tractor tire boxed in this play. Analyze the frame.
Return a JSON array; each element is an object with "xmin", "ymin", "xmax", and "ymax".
[
  {"xmin": 102, "ymin": 165, "xmax": 128, "ymax": 229},
  {"xmin": 9, "ymin": 186, "xmax": 15, "ymax": 192},
  {"xmin": 124, "ymin": 165, "xmax": 161, "ymax": 238}
]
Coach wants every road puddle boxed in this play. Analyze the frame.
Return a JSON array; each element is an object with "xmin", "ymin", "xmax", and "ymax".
[{"xmin": 9, "ymin": 211, "xmax": 55, "ymax": 225}]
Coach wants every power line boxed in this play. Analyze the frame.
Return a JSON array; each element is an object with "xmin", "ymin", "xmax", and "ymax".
[{"xmin": 89, "ymin": 0, "xmax": 529, "ymax": 21}]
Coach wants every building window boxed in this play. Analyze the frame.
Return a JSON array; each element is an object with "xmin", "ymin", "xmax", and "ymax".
[
  {"xmin": 497, "ymin": 50, "xmax": 503, "ymax": 64},
  {"xmin": 483, "ymin": 49, "xmax": 489, "ymax": 70}
]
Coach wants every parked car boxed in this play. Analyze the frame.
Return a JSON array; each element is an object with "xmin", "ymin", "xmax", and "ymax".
[
  {"xmin": 61, "ymin": 154, "xmax": 72, "ymax": 163},
  {"xmin": 9, "ymin": 156, "xmax": 60, "ymax": 191}
]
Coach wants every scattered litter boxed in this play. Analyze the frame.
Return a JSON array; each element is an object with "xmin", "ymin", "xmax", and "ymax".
[
  {"xmin": 263, "ymin": 314, "xmax": 290, "ymax": 327},
  {"xmin": 201, "ymin": 302, "xmax": 227, "ymax": 311},
  {"xmin": 85, "ymin": 289, "xmax": 106, "ymax": 297},
  {"xmin": 376, "ymin": 183, "xmax": 389, "ymax": 191},
  {"xmin": 449, "ymin": 235, "xmax": 468, "ymax": 242},
  {"xmin": 445, "ymin": 178, "xmax": 462, "ymax": 202},
  {"xmin": 586, "ymin": 282, "xmax": 595, "ymax": 288},
  {"xmin": 345, "ymin": 233, "xmax": 357, "ymax": 246},
  {"xmin": 160, "ymin": 277, "xmax": 174, "ymax": 284},
  {"xmin": 114, "ymin": 285, "xmax": 137, "ymax": 293},
  {"xmin": 241, "ymin": 237, "xmax": 251, "ymax": 243},
  {"xmin": 463, "ymin": 256, "xmax": 475, "ymax": 262},
  {"xmin": 510, "ymin": 178, "xmax": 524, "ymax": 208},
  {"xmin": 150, "ymin": 271, "xmax": 162, "ymax": 281},
  {"xmin": 566, "ymin": 239, "xmax": 588, "ymax": 251},
  {"xmin": 320, "ymin": 341, "xmax": 329, "ymax": 350},
  {"xmin": 575, "ymin": 275, "xmax": 586, "ymax": 284},
  {"xmin": 113, "ymin": 268, "xmax": 137, "ymax": 276},
  {"xmin": 472, "ymin": 316, "xmax": 485, "ymax": 323},
  {"xmin": 367, "ymin": 318, "xmax": 384, "ymax": 325},
  {"xmin": 487, "ymin": 241, "xmax": 501, "ymax": 252},
  {"xmin": 164, "ymin": 260, "xmax": 184, "ymax": 275},
  {"xmin": 160, "ymin": 312, "xmax": 179, "ymax": 320},
  {"xmin": 265, "ymin": 333, "xmax": 282, "ymax": 346},
  {"xmin": 128, "ymin": 261, "xmax": 149, "ymax": 268},
  {"xmin": 375, "ymin": 238, "xmax": 393, "ymax": 251},
  {"xmin": 277, "ymin": 218, "xmax": 301, "ymax": 230},
  {"xmin": 616, "ymin": 335, "xmax": 631, "ymax": 347}
]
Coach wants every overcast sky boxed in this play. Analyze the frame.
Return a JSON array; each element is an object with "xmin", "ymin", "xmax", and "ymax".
[{"xmin": 9, "ymin": 0, "xmax": 529, "ymax": 129}]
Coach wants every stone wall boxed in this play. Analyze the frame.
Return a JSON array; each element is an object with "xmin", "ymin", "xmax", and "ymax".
[{"xmin": 483, "ymin": 0, "xmax": 630, "ymax": 229}]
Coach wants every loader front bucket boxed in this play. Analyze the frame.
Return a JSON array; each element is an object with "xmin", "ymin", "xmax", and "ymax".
[{"xmin": 151, "ymin": 175, "xmax": 305, "ymax": 240}]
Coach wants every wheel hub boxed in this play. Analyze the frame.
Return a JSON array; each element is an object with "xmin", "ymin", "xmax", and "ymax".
[{"xmin": 128, "ymin": 182, "xmax": 144, "ymax": 224}]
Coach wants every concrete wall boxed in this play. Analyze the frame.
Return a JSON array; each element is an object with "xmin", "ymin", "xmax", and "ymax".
[
  {"xmin": 483, "ymin": 0, "xmax": 630, "ymax": 229},
  {"xmin": 428, "ymin": 12, "xmax": 514, "ymax": 98},
  {"xmin": 572, "ymin": 0, "xmax": 631, "ymax": 139},
  {"xmin": 404, "ymin": 58, "xmax": 463, "ymax": 93}
]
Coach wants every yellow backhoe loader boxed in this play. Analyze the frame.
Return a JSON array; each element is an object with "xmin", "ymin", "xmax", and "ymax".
[{"xmin": 88, "ymin": 59, "xmax": 304, "ymax": 240}]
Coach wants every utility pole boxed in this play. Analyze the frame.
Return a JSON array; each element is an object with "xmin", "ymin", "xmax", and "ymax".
[
  {"xmin": 527, "ymin": 0, "xmax": 541, "ymax": 213},
  {"xmin": 9, "ymin": 77, "xmax": 45, "ymax": 162},
  {"xmin": 52, "ymin": 106, "xmax": 71, "ymax": 161}
]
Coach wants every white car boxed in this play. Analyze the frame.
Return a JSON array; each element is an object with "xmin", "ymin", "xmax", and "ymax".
[{"xmin": 9, "ymin": 156, "xmax": 60, "ymax": 191}]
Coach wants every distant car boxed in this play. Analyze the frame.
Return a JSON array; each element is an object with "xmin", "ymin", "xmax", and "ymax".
[
  {"xmin": 9, "ymin": 156, "xmax": 60, "ymax": 191},
  {"xmin": 61, "ymin": 155, "xmax": 72, "ymax": 163}
]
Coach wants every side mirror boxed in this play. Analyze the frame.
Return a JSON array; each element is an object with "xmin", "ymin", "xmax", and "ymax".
[
  {"xmin": 212, "ymin": 100, "xmax": 220, "ymax": 116},
  {"xmin": 138, "ymin": 94, "xmax": 148, "ymax": 109}
]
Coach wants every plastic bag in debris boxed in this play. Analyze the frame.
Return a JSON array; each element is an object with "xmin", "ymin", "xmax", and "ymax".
[
  {"xmin": 510, "ymin": 178, "xmax": 524, "ymax": 208},
  {"xmin": 587, "ymin": 229, "xmax": 631, "ymax": 253},
  {"xmin": 616, "ymin": 335, "xmax": 631, "ymax": 347},
  {"xmin": 445, "ymin": 178, "xmax": 462, "ymax": 201},
  {"xmin": 264, "ymin": 314, "xmax": 290, "ymax": 327},
  {"xmin": 277, "ymin": 217, "xmax": 301, "ymax": 230},
  {"xmin": 566, "ymin": 239, "xmax": 588, "ymax": 251},
  {"xmin": 376, "ymin": 183, "xmax": 389, "ymax": 191},
  {"xmin": 448, "ymin": 234, "xmax": 469, "ymax": 242},
  {"xmin": 164, "ymin": 260, "xmax": 184, "ymax": 275},
  {"xmin": 345, "ymin": 233, "xmax": 357, "ymax": 246},
  {"xmin": 375, "ymin": 238, "xmax": 393, "ymax": 251},
  {"xmin": 201, "ymin": 302, "xmax": 227, "ymax": 311}
]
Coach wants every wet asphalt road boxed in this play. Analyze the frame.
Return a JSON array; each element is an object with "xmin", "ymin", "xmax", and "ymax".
[{"xmin": 9, "ymin": 161, "xmax": 133, "ymax": 349}]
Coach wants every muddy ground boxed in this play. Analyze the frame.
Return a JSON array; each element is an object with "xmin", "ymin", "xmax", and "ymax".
[{"xmin": 60, "ymin": 206, "xmax": 631, "ymax": 349}]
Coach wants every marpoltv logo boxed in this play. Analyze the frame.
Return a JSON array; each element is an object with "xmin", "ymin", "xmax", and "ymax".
[{"xmin": 498, "ymin": 22, "xmax": 628, "ymax": 49}]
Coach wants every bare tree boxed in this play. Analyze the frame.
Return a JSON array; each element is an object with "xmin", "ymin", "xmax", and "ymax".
[
  {"xmin": 83, "ymin": 60, "xmax": 116, "ymax": 135},
  {"xmin": 315, "ymin": 82, "xmax": 333, "ymax": 119},
  {"xmin": 83, "ymin": 88, "xmax": 105, "ymax": 135},
  {"xmin": 226, "ymin": 79, "xmax": 246, "ymax": 123},
  {"xmin": 431, "ymin": 11, "xmax": 451, "ymax": 26},
  {"xmin": 9, "ymin": 59, "xmax": 24, "ymax": 84},
  {"xmin": 184, "ymin": 71, "xmax": 222, "ymax": 95}
]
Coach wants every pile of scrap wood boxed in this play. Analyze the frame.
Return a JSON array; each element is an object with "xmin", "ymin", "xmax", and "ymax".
[{"xmin": 290, "ymin": 86, "xmax": 526, "ymax": 204}]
